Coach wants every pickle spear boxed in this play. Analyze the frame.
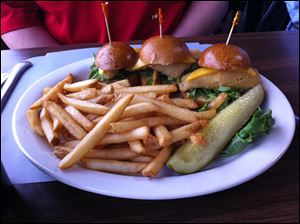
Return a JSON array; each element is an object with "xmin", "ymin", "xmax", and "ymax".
[{"xmin": 167, "ymin": 84, "xmax": 265, "ymax": 174}]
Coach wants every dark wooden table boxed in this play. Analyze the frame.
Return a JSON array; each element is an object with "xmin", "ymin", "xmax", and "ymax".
[{"xmin": 1, "ymin": 31, "xmax": 299, "ymax": 223}]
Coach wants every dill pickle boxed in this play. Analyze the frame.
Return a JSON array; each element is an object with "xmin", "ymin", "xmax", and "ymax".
[{"xmin": 167, "ymin": 84, "xmax": 265, "ymax": 174}]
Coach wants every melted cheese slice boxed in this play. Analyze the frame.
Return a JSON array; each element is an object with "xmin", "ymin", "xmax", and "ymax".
[
  {"xmin": 127, "ymin": 58, "xmax": 148, "ymax": 71},
  {"xmin": 186, "ymin": 67, "xmax": 258, "ymax": 82},
  {"xmin": 186, "ymin": 68, "xmax": 218, "ymax": 81},
  {"xmin": 181, "ymin": 55, "xmax": 197, "ymax": 64}
]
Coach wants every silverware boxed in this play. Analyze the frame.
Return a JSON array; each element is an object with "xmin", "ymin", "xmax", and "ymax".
[
  {"xmin": 1, "ymin": 72, "xmax": 9, "ymax": 87},
  {"xmin": 1, "ymin": 61, "xmax": 32, "ymax": 112}
]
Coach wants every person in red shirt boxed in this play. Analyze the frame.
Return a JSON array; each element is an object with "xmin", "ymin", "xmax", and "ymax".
[{"xmin": 1, "ymin": 1, "xmax": 228, "ymax": 49}]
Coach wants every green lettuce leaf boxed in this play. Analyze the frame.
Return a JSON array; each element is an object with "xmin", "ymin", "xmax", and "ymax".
[
  {"xmin": 158, "ymin": 74, "xmax": 180, "ymax": 84},
  {"xmin": 139, "ymin": 69, "xmax": 154, "ymax": 85},
  {"xmin": 187, "ymin": 87, "xmax": 246, "ymax": 111},
  {"xmin": 221, "ymin": 108, "xmax": 275, "ymax": 157},
  {"xmin": 186, "ymin": 63, "xmax": 200, "ymax": 73}
]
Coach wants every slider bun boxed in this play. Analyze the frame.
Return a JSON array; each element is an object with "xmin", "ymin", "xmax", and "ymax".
[
  {"xmin": 179, "ymin": 70, "xmax": 261, "ymax": 91},
  {"xmin": 95, "ymin": 42, "xmax": 138, "ymax": 71},
  {"xmin": 139, "ymin": 35, "xmax": 189, "ymax": 65},
  {"xmin": 199, "ymin": 43, "xmax": 251, "ymax": 70}
]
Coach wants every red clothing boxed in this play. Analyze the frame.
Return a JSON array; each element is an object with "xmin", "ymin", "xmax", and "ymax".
[{"xmin": 1, "ymin": 1, "xmax": 187, "ymax": 44}]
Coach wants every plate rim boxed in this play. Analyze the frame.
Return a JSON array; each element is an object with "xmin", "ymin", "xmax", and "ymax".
[{"xmin": 12, "ymin": 55, "xmax": 296, "ymax": 200}]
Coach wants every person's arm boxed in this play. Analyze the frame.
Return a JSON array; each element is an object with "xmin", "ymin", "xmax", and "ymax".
[
  {"xmin": 1, "ymin": 25, "xmax": 60, "ymax": 49},
  {"xmin": 172, "ymin": 1, "xmax": 229, "ymax": 37}
]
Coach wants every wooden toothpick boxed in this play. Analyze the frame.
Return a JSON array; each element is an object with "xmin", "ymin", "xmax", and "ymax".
[
  {"xmin": 152, "ymin": 8, "xmax": 164, "ymax": 38},
  {"xmin": 101, "ymin": 2, "xmax": 111, "ymax": 44},
  {"xmin": 226, "ymin": 10, "xmax": 241, "ymax": 45}
]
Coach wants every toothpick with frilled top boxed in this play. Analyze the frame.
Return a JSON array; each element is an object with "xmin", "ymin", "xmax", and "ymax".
[
  {"xmin": 226, "ymin": 11, "xmax": 241, "ymax": 45},
  {"xmin": 152, "ymin": 8, "xmax": 164, "ymax": 38},
  {"xmin": 101, "ymin": 2, "xmax": 111, "ymax": 44}
]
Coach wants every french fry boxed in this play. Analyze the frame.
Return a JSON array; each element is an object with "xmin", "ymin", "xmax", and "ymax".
[
  {"xmin": 43, "ymin": 87, "xmax": 51, "ymax": 94},
  {"xmin": 209, "ymin": 93, "xmax": 228, "ymax": 110},
  {"xmin": 86, "ymin": 113, "xmax": 100, "ymax": 121},
  {"xmin": 81, "ymin": 159, "xmax": 147, "ymax": 175},
  {"xmin": 87, "ymin": 147, "xmax": 138, "ymax": 160},
  {"xmin": 97, "ymin": 81, "xmax": 107, "ymax": 89},
  {"xmin": 98, "ymin": 85, "xmax": 113, "ymax": 94},
  {"xmin": 190, "ymin": 132, "xmax": 207, "ymax": 145},
  {"xmin": 58, "ymin": 93, "xmax": 110, "ymax": 115},
  {"xmin": 30, "ymin": 74, "xmax": 73, "ymax": 109},
  {"xmin": 145, "ymin": 121, "xmax": 207, "ymax": 151},
  {"xmin": 40, "ymin": 107, "xmax": 60, "ymax": 145},
  {"xmin": 156, "ymin": 94, "xmax": 174, "ymax": 105},
  {"xmin": 87, "ymin": 94, "xmax": 113, "ymax": 104},
  {"xmin": 136, "ymin": 96, "xmax": 217, "ymax": 122},
  {"xmin": 128, "ymin": 140, "xmax": 147, "ymax": 154},
  {"xmin": 104, "ymin": 143, "xmax": 129, "ymax": 149},
  {"xmin": 66, "ymin": 88, "xmax": 98, "ymax": 100},
  {"xmin": 142, "ymin": 134, "xmax": 159, "ymax": 147},
  {"xmin": 112, "ymin": 83, "xmax": 127, "ymax": 90},
  {"xmin": 140, "ymin": 150, "xmax": 160, "ymax": 158},
  {"xmin": 142, "ymin": 146, "xmax": 173, "ymax": 177},
  {"xmin": 65, "ymin": 105, "xmax": 95, "ymax": 131},
  {"xmin": 92, "ymin": 116, "xmax": 104, "ymax": 124},
  {"xmin": 60, "ymin": 127, "xmax": 77, "ymax": 141},
  {"xmin": 43, "ymin": 101, "xmax": 87, "ymax": 140},
  {"xmin": 121, "ymin": 103, "xmax": 159, "ymax": 119},
  {"xmin": 64, "ymin": 79, "xmax": 98, "ymax": 92},
  {"xmin": 171, "ymin": 98, "xmax": 199, "ymax": 109},
  {"xmin": 171, "ymin": 120, "xmax": 207, "ymax": 143},
  {"xmin": 104, "ymin": 99, "xmax": 116, "ymax": 108},
  {"xmin": 26, "ymin": 109, "xmax": 44, "ymax": 136},
  {"xmin": 98, "ymin": 126, "xmax": 150, "ymax": 145},
  {"xmin": 153, "ymin": 125, "xmax": 172, "ymax": 147},
  {"xmin": 115, "ymin": 84, "xmax": 178, "ymax": 95},
  {"xmin": 166, "ymin": 124, "xmax": 182, "ymax": 131},
  {"xmin": 108, "ymin": 116, "xmax": 186, "ymax": 133},
  {"xmin": 54, "ymin": 146, "xmax": 71, "ymax": 159},
  {"xmin": 55, "ymin": 145, "xmax": 139, "ymax": 160},
  {"xmin": 118, "ymin": 112, "xmax": 156, "ymax": 122},
  {"xmin": 61, "ymin": 140, "xmax": 80, "ymax": 148},
  {"xmin": 129, "ymin": 93, "xmax": 157, "ymax": 104},
  {"xmin": 111, "ymin": 79, "xmax": 131, "ymax": 88},
  {"xmin": 58, "ymin": 94, "xmax": 134, "ymax": 169},
  {"xmin": 129, "ymin": 156, "xmax": 153, "ymax": 163},
  {"xmin": 49, "ymin": 112, "xmax": 63, "ymax": 131}
]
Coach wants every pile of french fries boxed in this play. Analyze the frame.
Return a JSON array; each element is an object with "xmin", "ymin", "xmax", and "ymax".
[{"xmin": 26, "ymin": 74, "xmax": 222, "ymax": 177}]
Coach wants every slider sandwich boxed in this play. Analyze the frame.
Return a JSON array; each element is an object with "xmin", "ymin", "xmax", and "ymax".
[
  {"xmin": 179, "ymin": 43, "xmax": 261, "ymax": 108},
  {"xmin": 129, "ymin": 35, "xmax": 198, "ymax": 85},
  {"xmin": 90, "ymin": 42, "xmax": 138, "ymax": 82}
]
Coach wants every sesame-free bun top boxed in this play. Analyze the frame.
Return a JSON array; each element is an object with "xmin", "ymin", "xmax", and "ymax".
[
  {"xmin": 139, "ymin": 35, "xmax": 189, "ymax": 65},
  {"xmin": 95, "ymin": 42, "xmax": 138, "ymax": 71},
  {"xmin": 199, "ymin": 43, "xmax": 251, "ymax": 70}
]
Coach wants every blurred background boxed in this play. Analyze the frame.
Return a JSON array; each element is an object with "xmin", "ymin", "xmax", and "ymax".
[{"xmin": 1, "ymin": 1, "xmax": 299, "ymax": 50}]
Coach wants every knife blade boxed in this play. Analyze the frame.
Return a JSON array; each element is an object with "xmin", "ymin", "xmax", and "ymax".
[
  {"xmin": 1, "ymin": 72, "xmax": 9, "ymax": 88},
  {"xmin": 1, "ymin": 61, "xmax": 32, "ymax": 112}
]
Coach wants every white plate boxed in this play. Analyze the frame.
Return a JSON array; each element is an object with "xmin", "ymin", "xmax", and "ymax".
[{"xmin": 12, "ymin": 57, "xmax": 296, "ymax": 200}]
